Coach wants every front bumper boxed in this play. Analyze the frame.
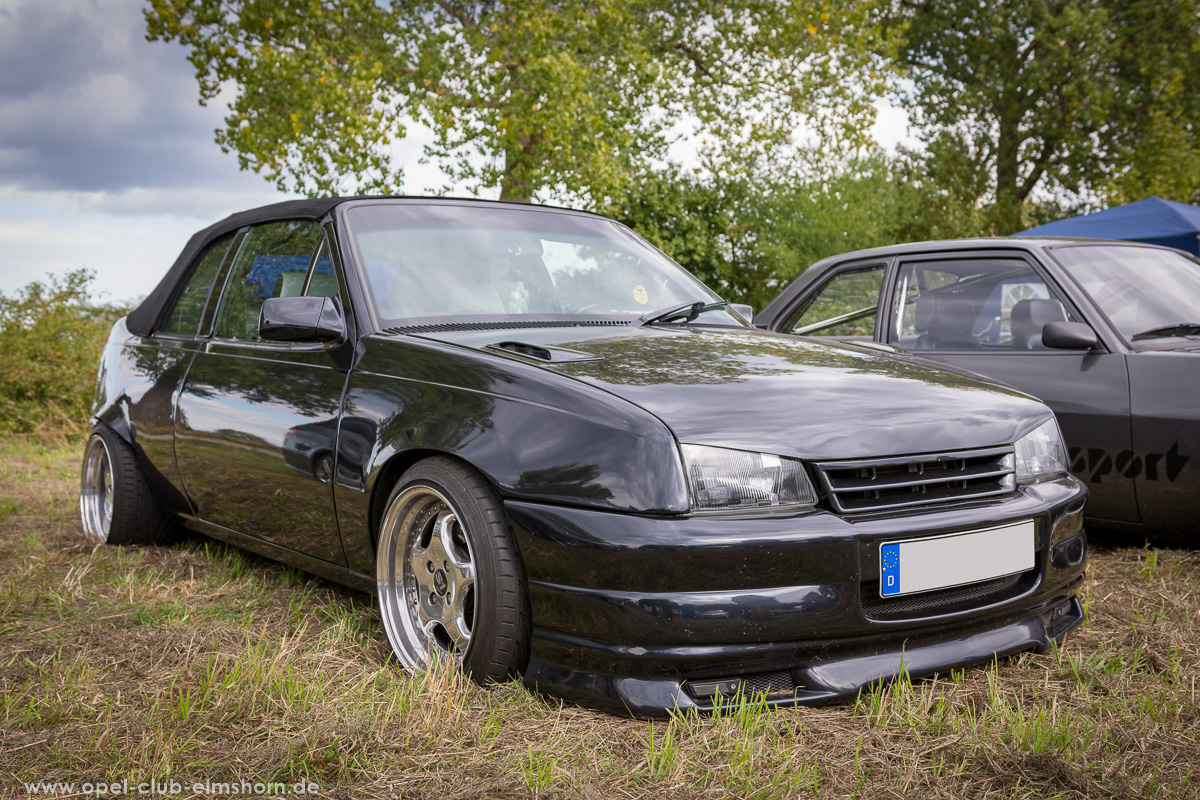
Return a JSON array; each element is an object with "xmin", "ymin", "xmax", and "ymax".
[{"xmin": 505, "ymin": 476, "xmax": 1088, "ymax": 717}]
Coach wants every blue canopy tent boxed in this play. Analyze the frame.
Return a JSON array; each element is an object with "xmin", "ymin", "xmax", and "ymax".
[{"xmin": 1016, "ymin": 196, "xmax": 1200, "ymax": 256}]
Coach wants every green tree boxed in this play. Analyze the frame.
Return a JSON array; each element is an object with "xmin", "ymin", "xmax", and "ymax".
[
  {"xmin": 891, "ymin": 0, "xmax": 1120, "ymax": 234},
  {"xmin": 1103, "ymin": 0, "xmax": 1200, "ymax": 205},
  {"xmin": 613, "ymin": 150, "xmax": 914, "ymax": 309},
  {"xmin": 889, "ymin": 132, "xmax": 995, "ymax": 241},
  {"xmin": 0, "ymin": 270, "xmax": 131, "ymax": 434},
  {"xmin": 892, "ymin": 0, "xmax": 1200, "ymax": 232},
  {"xmin": 145, "ymin": 0, "xmax": 891, "ymax": 203}
]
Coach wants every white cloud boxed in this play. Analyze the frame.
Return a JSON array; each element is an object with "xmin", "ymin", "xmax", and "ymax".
[{"xmin": 0, "ymin": 189, "xmax": 204, "ymax": 302}]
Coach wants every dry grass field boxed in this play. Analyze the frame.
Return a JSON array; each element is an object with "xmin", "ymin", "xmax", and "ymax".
[{"xmin": 2, "ymin": 436, "xmax": 1198, "ymax": 799}]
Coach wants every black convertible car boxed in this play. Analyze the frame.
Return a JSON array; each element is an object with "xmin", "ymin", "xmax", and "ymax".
[
  {"xmin": 759, "ymin": 238, "xmax": 1200, "ymax": 541},
  {"xmin": 81, "ymin": 198, "xmax": 1087, "ymax": 716}
]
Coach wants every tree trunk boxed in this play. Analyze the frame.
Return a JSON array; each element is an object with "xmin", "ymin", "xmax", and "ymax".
[
  {"xmin": 500, "ymin": 133, "xmax": 542, "ymax": 204},
  {"xmin": 993, "ymin": 106, "xmax": 1022, "ymax": 234}
]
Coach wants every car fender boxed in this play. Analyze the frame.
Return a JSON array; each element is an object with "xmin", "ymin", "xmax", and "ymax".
[
  {"xmin": 90, "ymin": 318, "xmax": 137, "ymax": 443},
  {"xmin": 332, "ymin": 335, "xmax": 690, "ymax": 574}
]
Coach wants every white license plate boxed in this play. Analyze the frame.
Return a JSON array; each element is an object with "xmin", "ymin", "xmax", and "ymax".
[{"xmin": 879, "ymin": 520, "xmax": 1035, "ymax": 598}]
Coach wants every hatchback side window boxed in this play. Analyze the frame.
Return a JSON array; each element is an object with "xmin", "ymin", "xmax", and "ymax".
[
  {"xmin": 783, "ymin": 265, "xmax": 885, "ymax": 338},
  {"xmin": 159, "ymin": 233, "xmax": 234, "ymax": 336},
  {"xmin": 888, "ymin": 259, "xmax": 1074, "ymax": 351},
  {"xmin": 305, "ymin": 242, "xmax": 341, "ymax": 299},
  {"xmin": 213, "ymin": 221, "xmax": 325, "ymax": 341}
]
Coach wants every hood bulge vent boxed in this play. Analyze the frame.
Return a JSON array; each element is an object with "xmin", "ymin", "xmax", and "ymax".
[{"xmin": 485, "ymin": 341, "xmax": 602, "ymax": 363}]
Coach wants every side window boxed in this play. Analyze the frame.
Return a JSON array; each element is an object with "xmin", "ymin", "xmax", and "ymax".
[
  {"xmin": 305, "ymin": 243, "xmax": 340, "ymax": 299},
  {"xmin": 783, "ymin": 266, "xmax": 885, "ymax": 338},
  {"xmin": 213, "ymin": 221, "xmax": 324, "ymax": 341},
  {"xmin": 160, "ymin": 233, "xmax": 234, "ymax": 336},
  {"xmin": 888, "ymin": 259, "xmax": 1074, "ymax": 351}
]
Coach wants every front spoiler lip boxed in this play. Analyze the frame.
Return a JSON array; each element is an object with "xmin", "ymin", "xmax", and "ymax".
[{"xmin": 523, "ymin": 582, "xmax": 1085, "ymax": 719}]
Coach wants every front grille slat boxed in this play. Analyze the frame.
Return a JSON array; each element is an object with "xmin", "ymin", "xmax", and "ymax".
[
  {"xmin": 825, "ymin": 462, "xmax": 1014, "ymax": 492},
  {"xmin": 839, "ymin": 484, "xmax": 1014, "ymax": 513},
  {"xmin": 817, "ymin": 447, "xmax": 1016, "ymax": 514}
]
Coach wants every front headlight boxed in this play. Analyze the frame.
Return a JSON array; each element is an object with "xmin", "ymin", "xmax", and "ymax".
[
  {"xmin": 1014, "ymin": 419, "xmax": 1068, "ymax": 483},
  {"xmin": 680, "ymin": 444, "xmax": 817, "ymax": 512}
]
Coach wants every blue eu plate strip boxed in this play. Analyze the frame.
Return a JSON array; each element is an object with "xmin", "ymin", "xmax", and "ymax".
[{"xmin": 880, "ymin": 543, "xmax": 901, "ymax": 597}]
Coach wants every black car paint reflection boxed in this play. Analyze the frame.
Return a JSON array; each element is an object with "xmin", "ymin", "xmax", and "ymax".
[{"xmin": 89, "ymin": 197, "xmax": 1089, "ymax": 717}]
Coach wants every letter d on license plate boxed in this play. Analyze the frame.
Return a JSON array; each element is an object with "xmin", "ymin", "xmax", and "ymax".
[{"xmin": 880, "ymin": 520, "xmax": 1035, "ymax": 598}]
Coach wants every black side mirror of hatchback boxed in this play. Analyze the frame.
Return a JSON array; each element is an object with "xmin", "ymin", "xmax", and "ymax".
[
  {"xmin": 1042, "ymin": 321, "xmax": 1098, "ymax": 350},
  {"xmin": 260, "ymin": 296, "xmax": 346, "ymax": 343}
]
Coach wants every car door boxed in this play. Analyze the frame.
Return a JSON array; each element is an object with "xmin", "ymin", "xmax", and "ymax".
[
  {"xmin": 880, "ymin": 253, "xmax": 1137, "ymax": 525},
  {"xmin": 174, "ymin": 219, "xmax": 353, "ymax": 563},
  {"xmin": 126, "ymin": 231, "xmax": 237, "ymax": 506}
]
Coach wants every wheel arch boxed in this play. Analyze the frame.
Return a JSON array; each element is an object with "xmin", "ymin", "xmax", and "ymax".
[
  {"xmin": 91, "ymin": 404, "xmax": 133, "ymax": 445},
  {"xmin": 368, "ymin": 448, "xmax": 482, "ymax": 555}
]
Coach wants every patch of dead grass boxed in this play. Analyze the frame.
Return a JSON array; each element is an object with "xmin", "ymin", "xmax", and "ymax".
[{"xmin": 1, "ymin": 438, "xmax": 1197, "ymax": 799}]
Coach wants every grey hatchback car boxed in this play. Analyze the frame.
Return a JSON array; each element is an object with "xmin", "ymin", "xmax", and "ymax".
[{"xmin": 759, "ymin": 238, "xmax": 1200, "ymax": 541}]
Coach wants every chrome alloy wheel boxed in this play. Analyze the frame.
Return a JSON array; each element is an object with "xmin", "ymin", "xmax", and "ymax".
[
  {"xmin": 377, "ymin": 484, "xmax": 478, "ymax": 669},
  {"xmin": 80, "ymin": 434, "xmax": 114, "ymax": 542}
]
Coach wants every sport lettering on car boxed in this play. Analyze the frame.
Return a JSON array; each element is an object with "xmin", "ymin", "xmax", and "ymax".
[{"xmin": 1069, "ymin": 443, "xmax": 1190, "ymax": 484}]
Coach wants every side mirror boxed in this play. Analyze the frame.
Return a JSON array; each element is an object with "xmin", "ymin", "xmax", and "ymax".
[
  {"xmin": 1041, "ymin": 321, "xmax": 1098, "ymax": 350},
  {"xmin": 260, "ymin": 296, "xmax": 345, "ymax": 343},
  {"xmin": 731, "ymin": 303, "xmax": 754, "ymax": 324}
]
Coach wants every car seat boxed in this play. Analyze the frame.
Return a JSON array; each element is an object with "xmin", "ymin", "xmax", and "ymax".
[{"xmin": 914, "ymin": 292, "xmax": 980, "ymax": 349}]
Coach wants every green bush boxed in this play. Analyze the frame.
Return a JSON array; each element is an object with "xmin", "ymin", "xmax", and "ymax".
[{"xmin": 0, "ymin": 269, "xmax": 131, "ymax": 434}]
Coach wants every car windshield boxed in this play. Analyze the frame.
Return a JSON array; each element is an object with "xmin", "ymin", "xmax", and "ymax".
[
  {"xmin": 1052, "ymin": 244, "xmax": 1200, "ymax": 340},
  {"xmin": 342, "ymin": 202, "xmax": 741, "ymax": 328}
]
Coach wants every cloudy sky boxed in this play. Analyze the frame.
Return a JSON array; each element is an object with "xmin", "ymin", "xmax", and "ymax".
[{"xmin": 0, "ymin": 0, "xmax": 911, "ymax": 305}]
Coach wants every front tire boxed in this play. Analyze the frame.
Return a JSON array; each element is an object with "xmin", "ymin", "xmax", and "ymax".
[
  {"xmin": 376, "ymin": 457, "xmax": 529, "ymax": 683},
  {"xmin": 80, "ymin": 424, "xmax": 173, "ymax": 545}
]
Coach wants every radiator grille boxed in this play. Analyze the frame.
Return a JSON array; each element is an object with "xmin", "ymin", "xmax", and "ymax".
[{"xmin": 816, "ymin": 446, "xmax": 1016, "ymax": 514}]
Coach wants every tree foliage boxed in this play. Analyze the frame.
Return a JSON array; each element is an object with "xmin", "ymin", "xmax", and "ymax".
[
  {"xmin": 613, "ymin": 151, "xmax": 914, "ymax": 309},
  {"xmin": 890, "ymin": 0, "xmax": 1200, "ymax": 233},
  {"xmin": 1103, "ymin": 0, "xmax": 1200, "ymax": 205},
  {"xmin": 0, "ymin": 270, "xmax": 130, "ymax": 435},
  {"xmin": 890, "ymin": 0, "xmax": 1120, "ymax": 233},
  {"xmin": 145, "ymin": 0, "xmax": 892, "ymax": 203}
]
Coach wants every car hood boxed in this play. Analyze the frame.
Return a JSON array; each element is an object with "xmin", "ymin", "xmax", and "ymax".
[{"xmin": 411, "ymin": 325, "xmax": 1051, "ymax": 460}]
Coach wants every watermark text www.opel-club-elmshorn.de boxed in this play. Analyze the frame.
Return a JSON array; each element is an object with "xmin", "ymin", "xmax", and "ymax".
[{"xmin": 21, "ymin": 779, "xmax": 321, "ymax": 796}]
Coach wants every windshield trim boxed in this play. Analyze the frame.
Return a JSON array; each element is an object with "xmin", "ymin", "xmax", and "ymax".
[{"xmin": 336, "ymin": 199, "xmax": 736, "ymax": 331}]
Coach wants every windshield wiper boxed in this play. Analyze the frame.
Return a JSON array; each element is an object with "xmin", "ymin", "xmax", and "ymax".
[
  {"xmin": 1131, "ymin": 322, "xmax": 1200, "ymax": 341},
  {"xmin": 640, "ymin": 300, "xmax": 730, "ymax": 326}
]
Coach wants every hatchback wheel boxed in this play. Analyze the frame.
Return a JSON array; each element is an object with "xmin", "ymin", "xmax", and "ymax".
[
  {"xmin": 376, "ymin": 457, "xmax": 529, "ymax": 683},
  {"xmin": 80, "ymin": 425, "xmax": 173, "ymax": 545}
]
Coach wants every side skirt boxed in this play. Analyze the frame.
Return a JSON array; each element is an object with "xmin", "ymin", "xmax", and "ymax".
[{"xmin": 182, "ymin": 516, "xmax": 376, "ymax": 594}]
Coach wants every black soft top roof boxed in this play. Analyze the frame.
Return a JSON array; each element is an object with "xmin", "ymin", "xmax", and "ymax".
[{"xmin": 125, "ymin": 197, "xmax": 344, "ymax": 336}]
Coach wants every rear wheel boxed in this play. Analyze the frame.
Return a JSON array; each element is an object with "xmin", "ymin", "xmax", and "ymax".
[
  {"xmin": 80, "ymin": 425, "xmax": 173, "ymax": 545},
  {"xmin": 376, "ymin": 457, "xmax": 529, "ymax": 683}
]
